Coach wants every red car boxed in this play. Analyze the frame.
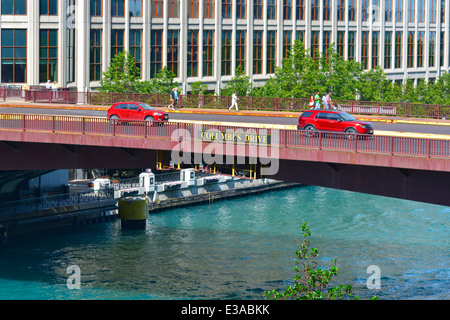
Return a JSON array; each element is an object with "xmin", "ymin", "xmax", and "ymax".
[
  {"xmin": 107, "ymin": 102, "xmax": 169, "ymax": 125},
  {"xmin": 297, "ymin": 110, "xmax": 373, "ymax": 136}
]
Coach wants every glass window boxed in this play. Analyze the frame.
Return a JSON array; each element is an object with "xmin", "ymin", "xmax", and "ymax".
[
  {"xmin": 283, "ymin": 31, "xmax": 292, "ymax": 59},
  {"xmin": 323, "ymin": 0, "xmax": 331, "ymax": 20},
  {"xmin": 253, "ymin": 30, "xmax": 263, "ymax": 74},
  {"xmin": 385, "ymin": 31, "xmax": 392, "ymax": 69},
  {"xmin": 40, "ymin": 0, "xmax": 58, "ymax": 15},
  {"xmin": 296, "ymin": 0, "xmax": 304, "ymax": 20},
  {"xmin": 267, "ymin": 0, "xmax": 276, "ymax": 19},
  {"xmin": 187, "ymin": 30, "xmax": 198, "ymax": 77},
  {"xmin": 348, "ymin": 0, "xmax": 356, "ymax": 21},
  {"xmin": 221, "ymin": 30, "xmax": 232, "ymax": 76},
  {"xmin": 395, "ymin": 31, "xmax": 403, "ymax": 68},
  {"xmin": 236, "ymin": 30, "xmax": 246, "ymax": 72},
  {"xmin": 130, "ymin": 30, "xmax": 142, "ymax": 76},
  {"xmin": 130, "ymin": 0, "xmax": 143, "ymax": 17},
  {"xmin": 385, "ymin": 0, "xmax": 392, "ymax": 22},
  {"xmin": 203, "ymin": 0, "xmax": 214, "ymax": 18},
  {"xmin": 222, "ymin": 0, "xmax": 231, "ymax": 18},
  {"xmin": 407, "ymin": 31, "xmax": 414, "ymax": 68},
  {"xmin": 254, "ymin": 0, "xmax": 263, "ymax": 19},
  {"xmin": 111, "ymin": 30, "xmax": 124, "ymax": 58},
  {"xmin": 150, "ymin": 30, "xmax": 162, "ymax": 77},
  {"xmin": 408, "ymin": 0, "xmax": 415, "ymax": 22},
  {"xmin": 203, "ymin": 30, "xmax": 214, "ymax": 76},
  {"xmin": 152, "ymin": 0, "xmax": 164, "ymax": 17},
  {"xmin": 2, "ymin": 0, "xmax": 26, "ymax": 15},
  {"xmin": 337, "ymin": 0, "xmax": 345, "ymax": 21},
  {"xmin": 348, "ymin": 31, "xmax": 356, "ymax": 61},
  {"xmin": 267, "ymin": 31, "xmax": 276, "ymax": 74},
  {"xmin": 429, "ymin": 31, "xmax": 435, "ymax": 67},
  {"xmin": 168, "ymin": 0, "xmax": 180, "ymax": 18},
  {"xmin": 167, "ymin": 30, "xmax": 179, "ymax": 77},
  {"xmin": 90, "ymin": 29, "xmax": 102, "ymax": 81},
  {"xmin": 236, "ymin": 0, "xmax": 246, "ymax": 19},
  {"xmin": 283, "ymin": 0, "xmax": 292, "ymax": 20},
  {"xmin": 395, "ymin": 0, "xmax": 403, "ymax": 22},
  {"xmin": 39, "ymin": 29, "xmax": 58, "ymax": 83},
  {"xmin": 112, "ymin": 0, "xmax": 125, "ymax": 17},
  {"xmin": 311, "ymin": 0, "xmax": 319, "ymax": 20},
  {"xmin": 361, "ymin": 31, "xmax": 369, "ymax": 69},
  {"xmin": 1, "ymin": 29, "xmax": 27, "ymax": 83},
  {"xmin": 372, "ymin": 32, "xmax": 380, "ymax": 68},
  {"xmin": 311, "ymin": 31, "xmax": 320, "ymax": 59},
  {"xmin": 90, "ymin": 0, "xmax": 102, "ymax": 16},
  {"xmin": 188, "ymin": 0, "xmax": 199, "ymax": 18}
]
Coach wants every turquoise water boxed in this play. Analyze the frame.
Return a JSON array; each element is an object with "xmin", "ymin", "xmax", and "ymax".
[{"xmin": 0, "ymin": 186, "xmax": 449, "ymax": 300}]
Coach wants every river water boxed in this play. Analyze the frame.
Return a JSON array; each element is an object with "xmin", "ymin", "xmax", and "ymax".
[{"xmin": 0, "ymin": 185, "xmax": 448, "ymax": 300}]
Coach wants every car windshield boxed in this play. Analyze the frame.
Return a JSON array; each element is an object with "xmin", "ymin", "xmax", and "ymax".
[
  {"xmin": 339, "ymin": 112, "xmax": 357, "ymax": 121},
  {"xmin": 138, "ymin": 103, "xmax": 154, "ymax": 110}
]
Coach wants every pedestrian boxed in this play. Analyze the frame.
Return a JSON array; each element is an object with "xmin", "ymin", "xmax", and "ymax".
[
  {"xmin": 322, "ymin": 93, "xmax": 328, "ymax": 109},
  {"xmin": 169, "ymin": 88, "xmax": 176, "ymax": 109},
  {"xmin": 309, "ymin": 93, "xmax": 315, "ymax": 109},
  {"xmin": 314, "ymin": 92, "xmax": 321, "ymax": 109},
  {"xmin": 46, "ymin": 80, "xmax": 52, "ymax": 90},
  {"xmin": 325, "ymin": 92, "xmax": 334, "ymax": 110},
  {"xmin": 228, "ymin": 91, "xmax": 239, "ymax": 111},
  {"xmin": 173, "ymin": 87, "xmax": 179, "ymax": 109}
]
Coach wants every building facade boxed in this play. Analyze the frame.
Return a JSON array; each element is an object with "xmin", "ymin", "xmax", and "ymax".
[{"xmin": 0, "ymin": 0, "xmax": 449, "ymax": 94}]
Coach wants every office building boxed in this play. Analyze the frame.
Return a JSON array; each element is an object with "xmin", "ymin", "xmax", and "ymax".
[{"xmin": 0, "ymin": 0, "xmax": 449, "ymax": 93}]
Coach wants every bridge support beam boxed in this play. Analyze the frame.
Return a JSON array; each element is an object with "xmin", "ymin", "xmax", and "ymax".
[{"xmin": 271, "ymin": 159, "xmax": 450, "ymax": 207}]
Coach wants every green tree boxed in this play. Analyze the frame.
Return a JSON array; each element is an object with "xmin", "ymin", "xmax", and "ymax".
[
  {"xmin": 190, "ymin": 81, "xmax": 209, "ymax": 96},
  {"xmin": 99, "ymin": 51, "xmax": 141, "ymax": 93},
  {"xmin": 139, "ymin": 67, "xmax": 179, "ymax": 94},
  {"xmin": 221, "ymin": 65, "xmax": 253, "ymax": 97},
  {"xmin": 264, "ymin": 222, "xmax": 374, "ymax": 300}
]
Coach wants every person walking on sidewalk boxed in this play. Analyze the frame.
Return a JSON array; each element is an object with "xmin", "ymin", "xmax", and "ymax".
[
  {"xmin": 309, "ymin": 93, "xmax": 315, "ymax": 109},
  {"xmin": 169, "ymin": 88, "xmax": 177, "ymax": 110},
  {"xmin": 228, "ymin": 91, "xmax": 239, "ymax": 111},
  {"xmin": 314, "ymin": 92, "xmax": 321, "ymax": 109},
  {"xmin": 173, "ymin": 87, "xmax": 179, "ymax": 109}
]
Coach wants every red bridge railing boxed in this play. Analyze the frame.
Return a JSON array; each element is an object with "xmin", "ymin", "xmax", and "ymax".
[
  {"xmin": 0, "ymin": 87, "xmax": 449, "ymax": 119},
  {"xmin": 0, "ymin": 114, "xmax": 449, "ymax": 160}
]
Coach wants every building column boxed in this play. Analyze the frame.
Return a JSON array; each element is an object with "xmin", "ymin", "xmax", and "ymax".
[
  {"xmin": 215, "ymin": 0, "xmax": 222, "ymax": 94},
  {"xmin": 58, "ymin": 0, "xmax": 66, "ymax": 87},
  {"xmin": 76, "ymin": 0, "xmax": 89, "ymax": 92},
  {"xmin": 102, "ymin": 0, "xmax": 111, "ymax": 74},
  {"xmin": 27, "ymin": 0, "xmax": 39, "ymax": 85},
  {"xmin": 179, "ymin": 0, "xmax": 187, "ymax": 92},
  {"xmin": 142, "ymin": 0, "xmax": 150, "ymax": 81}
]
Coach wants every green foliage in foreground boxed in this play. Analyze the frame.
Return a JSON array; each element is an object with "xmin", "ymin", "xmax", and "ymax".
[{"xmin": 264, "ymin": 222, "xmax": 377, "ymax": 300}]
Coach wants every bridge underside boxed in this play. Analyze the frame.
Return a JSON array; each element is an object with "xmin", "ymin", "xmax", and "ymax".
[
  {"xmin": 274, "ymin": 159, "xmax": 450, "ymax": 207},
  {"xmin": 0, "ymin": 141, "xmax": 448, "ymax": 207}
]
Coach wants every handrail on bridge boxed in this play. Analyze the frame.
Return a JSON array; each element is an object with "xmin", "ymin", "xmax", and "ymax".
[
  {"xmin": 0, "ymin": 87, "xmax": 449, "ymax": 119},
  {"xmin": 0, "ymin": 113, "xmax": 449, "ymax": 160},
  {"xmin": 0, "ymin": 189, "xmax": 115, "ymax": 222}
]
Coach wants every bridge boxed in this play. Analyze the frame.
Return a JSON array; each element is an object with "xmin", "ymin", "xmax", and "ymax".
[{"xmin": 0, "ymin": 113, "xmax": 449, "ymax": 206}]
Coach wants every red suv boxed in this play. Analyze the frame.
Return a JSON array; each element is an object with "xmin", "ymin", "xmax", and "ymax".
[
  {"xmin": 107, "ymin": 102, "xmax": 169, "ymax": 125},
  {"xmin": 297, "ymin": 110, "xmax": 373, "ymax": 136}
]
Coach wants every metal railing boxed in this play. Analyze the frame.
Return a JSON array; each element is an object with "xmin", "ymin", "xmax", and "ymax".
[
  {"xmin": 0, "ymin": 113, "xmax": 448, "ymax": 159},
  {"xmin": 1, "ymin": 87, "xmax": 449, "ymax": 119},
  {"xmin": 0, "ymin": 189, "xmax": 115, "ymax": 222}
]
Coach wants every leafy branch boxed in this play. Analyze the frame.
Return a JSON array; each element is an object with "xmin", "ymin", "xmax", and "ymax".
[{"xmin": 264, "ymin": 222, "xmax": 372, "ymax": 300}]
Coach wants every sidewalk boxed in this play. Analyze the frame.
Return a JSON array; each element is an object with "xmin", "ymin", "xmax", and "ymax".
[{"xmin": 0, "ymin": 100, "xmax": 449, "ymax": 126}]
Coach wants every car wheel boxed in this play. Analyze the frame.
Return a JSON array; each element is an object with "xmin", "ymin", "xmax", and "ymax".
[
  {"xmin": 109, "ymin": 115, "xmax": 119, "ymax": 125},
  {"xmin": 145, "ymin": 116, "xmax": 154, "ymax": 126},
  {"xmin": 345, "ymin": 127, "xmax": 357, "ymax": 140},
  {"xmin": 304, "ymin": 125, "xmax": 316, "ymax": 137}
]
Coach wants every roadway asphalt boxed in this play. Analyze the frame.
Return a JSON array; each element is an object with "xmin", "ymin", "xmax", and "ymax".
[{"xmin": 0, "ymin": 101, "xmax": 449, "ymax": 140}]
